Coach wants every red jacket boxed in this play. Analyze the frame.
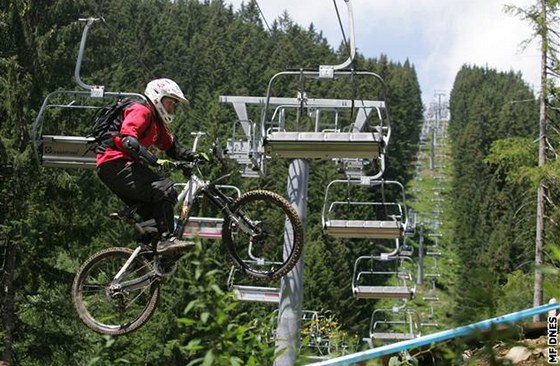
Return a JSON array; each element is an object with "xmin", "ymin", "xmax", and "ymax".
[{"xmin": 96, "ymin": 102, "xmax": 174, "ymax": 167}]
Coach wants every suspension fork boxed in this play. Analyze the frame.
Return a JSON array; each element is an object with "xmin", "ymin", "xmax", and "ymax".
[
  {"xmin": 110, "ymin": 246, "xmax": 159, "ymax": 292},
  {"xmin": 202, "ymin": 185, "xmax": 249, "ymax": 228},
  {"xmin": 199, "ymin": 184, "xmax": 228, "ymax": 211},
  {"xmin": 113, "ymin": 246, "xmax": 143, "ymax": 282},
  {"xmin": 204, "ymin": 187, "xmax": 264, "ymax": 263}
]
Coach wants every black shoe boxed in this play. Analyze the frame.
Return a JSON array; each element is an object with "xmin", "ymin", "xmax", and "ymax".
[{"xmin": 156, "ymin": 237, "xmax": 195, "ymax": 254}]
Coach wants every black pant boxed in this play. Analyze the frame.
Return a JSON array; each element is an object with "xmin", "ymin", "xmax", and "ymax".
[{"xmin": 97, "ymin": 159, "xmax": 178, "ymax": 235}]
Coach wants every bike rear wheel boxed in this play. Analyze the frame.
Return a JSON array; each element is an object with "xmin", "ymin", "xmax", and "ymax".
[
  {"xmin": 222, "ymin": 190, "xmax": 304, "ymax": 280},
  {"xmin": 72, "ymin": 247, "xmax": 160, "ymax": 335}
]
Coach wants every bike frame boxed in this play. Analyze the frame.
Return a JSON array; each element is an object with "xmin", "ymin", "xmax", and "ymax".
[
  {"xmin": 111, "ymin": 168, "xmax": 241, "ymax": 290},
  {"xmin": 175, "ymin": 171, "xmax": 267, "ymax": 264},
  {"xmin": 173, "ymin": 171, "xmax": 237, "ymax": 238}
]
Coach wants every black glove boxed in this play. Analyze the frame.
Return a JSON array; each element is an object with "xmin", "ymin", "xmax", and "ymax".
[
  {"xmin": 166, "ymin": 139, "xmax": 194, "ymax": 161},
  {"xmin": 156, "ymin": 159, "xmax": 175, "ymax": 174},
  {"xmin": 193, "ymin": 152, "xmax": 210, "ymax": 163}
]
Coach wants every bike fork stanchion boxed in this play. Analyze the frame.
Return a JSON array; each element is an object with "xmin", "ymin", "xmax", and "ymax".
[
  {"xmin": 113, "ymin": 246, "xmax": 143, "ymax": 282},
  {"xmin": 275, "ymin": 158, "xmax": 309, "ymax": 366}
]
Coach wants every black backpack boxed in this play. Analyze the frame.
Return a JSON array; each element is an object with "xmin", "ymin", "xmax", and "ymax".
[{"xmin": 92, "ymin": 98, "xmax": 148, "ymax": 153}]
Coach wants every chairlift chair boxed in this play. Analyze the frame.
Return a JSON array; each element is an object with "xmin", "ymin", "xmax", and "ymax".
[
  {"xmin": 421, "ymin": 277, "xmax": 440, "ymax": 302},
  {"xmin": 367, "ymin": 307, "xmax": 421, "ymax": 344},
  {"xmin": 404, "ymin": 209, "xmax": 417, "ymax": 236},
  {"xmin": 180, "ymin": 216, "xmax": 223, "ymax": 239},
  {"xmin": 219, "ymin": 71, "xmax": 391, "ymax": 177},
  {"xmin": 336, "ymin": 155, "xmax": 385, "ymax": 181},
  {"xmin": 301, "ymin": 310, "xmax": 332, "ymax": 359},
  {"xmin": 260, "ymin": 70, "xmax": 390, "ymax": 161},
  {"xmin": 32, "ymin": 90, "xmax": 146, "ymax": 169},
  {"xmin": 420, "ymin": 298, "xmax": 440, "ymax": 328},
  {"xmin": 32, "ymin": 18, "xmax": 147, "ymax": 170},
  {"xmin": 227, "ymin": 266, "xmax": 280, "ymax": 304},
  {"xmin": 224, "ymin": 117, "xmax": 264, "ymax": 178},
  {"xmin": 421, "ymin": 249, "xmax": 441, "ymax": 283},
  {"xmin": 398, "ymin": 240, "xmax": 414, "ymax": 257},
  {"xmin": 322, "ymin": 179, "xmax": 408, "ymax": 240},
  {"xmin": 220, "ymin": 174, "xmax": 281, "ymax": 304},
  {"xmin": 352, "ymin": 254, "xmax": 416, "ymax": 300}
]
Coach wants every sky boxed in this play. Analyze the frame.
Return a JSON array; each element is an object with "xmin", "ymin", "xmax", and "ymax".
[{"xmin": 225, "ymin": 0, "xmax": 540, "ymax": 106}]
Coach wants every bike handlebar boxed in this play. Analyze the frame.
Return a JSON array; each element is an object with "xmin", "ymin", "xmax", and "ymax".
[{"xmin": 156, "ymin": 158, "xmax": 207, "ymax": 176}]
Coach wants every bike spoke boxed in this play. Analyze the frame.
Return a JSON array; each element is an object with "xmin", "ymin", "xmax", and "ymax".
[
  {"xmin": 73, "ymin": 248, "xmax": 160, "ymax": 334},
  {"xmin": 223, "ymin": 190, "xmax": 304, "ymax": 280}
]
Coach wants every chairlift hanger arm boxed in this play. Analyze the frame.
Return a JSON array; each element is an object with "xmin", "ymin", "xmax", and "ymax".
[
  {"xmin": 75, "ymin": 18, "xmax": 101, "ymax": 92},
  {"xmin": 320, "ymin": 0, "xmax": 355, "ymax": 74}
]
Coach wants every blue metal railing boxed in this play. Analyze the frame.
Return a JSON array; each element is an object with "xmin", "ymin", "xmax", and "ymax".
[{"xmin": 308, "ymin": 302, "xmax": 559, "ymax": 365}]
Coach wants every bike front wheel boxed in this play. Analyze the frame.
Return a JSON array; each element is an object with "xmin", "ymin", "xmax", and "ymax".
[
  {"xmin": 222, "ymin": 190, "xmax": 304, "ymax": 280},
  {"xmin": 72, "ymin": 247, "xmax": 160, "ymax": 335}
]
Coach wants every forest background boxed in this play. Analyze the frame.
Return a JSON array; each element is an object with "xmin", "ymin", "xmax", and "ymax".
[{"xmin": 0, "ymin": 0, "xmax": 557, "ymax": 365}]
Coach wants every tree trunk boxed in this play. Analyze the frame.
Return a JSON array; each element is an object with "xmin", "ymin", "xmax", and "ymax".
[{"xmin": 533, "ymin": 0, "xmax": 547, "ymax": 321}]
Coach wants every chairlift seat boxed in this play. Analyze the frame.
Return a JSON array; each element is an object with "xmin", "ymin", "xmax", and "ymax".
[
  {"xmin": 369, "ymin": 332, "xmax": 416, "ymax": 341},
  {"xmin": 422, "ymin": 296, "xmax": 440, "ymax": 302},
  {"xmin": 239, "ymin": 166, "xmax": 263, "ymax": 178},
  {"xmin": 265, "ymin": 131, "xmax": 382, "ymax": 159},
  {"xmin": 353, "ymin": 285, "xmax": 414, "ymax": 299},
  {"xmin": 324, "ymin": 219, "xmax": 402, "ymax": 239},
  {"xmin": 40, "ymin": 135, "xmax": 97, "ymax": 169},
  {"xmin": 182, "ymin": 217, "xmax": 223, "ymax": 239},
  {"xmin": 226, "ymin": 138, "xmax": 253, "ymax": 162},
  {"xmin": 231, "ymin": 285, "xmax": 280, "ymax": 303},
  {"xmin": 225, "ymin": 138, "xmax": 263, "ymax": 178}
]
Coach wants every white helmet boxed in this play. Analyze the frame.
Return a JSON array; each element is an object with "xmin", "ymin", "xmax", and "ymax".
[{"xmin": 144, "ymin": 78, "xmax": 189, "ymax": 124}]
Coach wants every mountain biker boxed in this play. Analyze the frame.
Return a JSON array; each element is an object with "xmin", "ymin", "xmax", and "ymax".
[{"xmin": 96, "ymin": 78, "xmax": 203, "ymax": 253}]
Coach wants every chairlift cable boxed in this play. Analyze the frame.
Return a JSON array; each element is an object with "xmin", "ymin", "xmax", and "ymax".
[{"xmin": 254, "ymin": 0, "xmax": 272, "ymax": 33}]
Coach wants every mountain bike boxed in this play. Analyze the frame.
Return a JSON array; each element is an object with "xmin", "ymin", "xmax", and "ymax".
[{"xmin": 71, "ymin": 154, "xmax": 304, "ymax": 335}]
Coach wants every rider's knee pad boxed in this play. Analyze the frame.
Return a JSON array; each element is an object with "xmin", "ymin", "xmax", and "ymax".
[{"xmin": 151, "ymin": 179, "xmax": 178, "ymax": 204}]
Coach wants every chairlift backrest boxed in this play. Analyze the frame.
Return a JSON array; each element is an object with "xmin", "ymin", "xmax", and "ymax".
[
  {"xmin": 32, "ymin": 90, "xmax": 147, "ymax": 169},
  {"xmin": 321, "ymin": 179, "xmax": 408, "ymax": 239},
  {"xmin": 368, "ymin": 307, "xmax": 421, "ymax": 342},
  {"xmin": 351, "ymin": 255, "xmax": 416, "ymax": 300}
]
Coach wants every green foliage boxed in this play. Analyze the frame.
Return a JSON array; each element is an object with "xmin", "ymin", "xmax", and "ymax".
[
  {"xmin": 167, "ymin": 250, "xmax": 278, "ymax": 365},
  {"xmin": 495, "ymin": 270, "xmax": 533, "ymax": 314},
  {"xmin": 0, "ymin": 0, "xmax": 444, "ymax": 364},
  {"xmin": 485, "ymin": 137, "xmax": 537, "ymax": 183},
  {"xmin": 448, "ymin": 65, "xmax": 538, "ymax": 323}
]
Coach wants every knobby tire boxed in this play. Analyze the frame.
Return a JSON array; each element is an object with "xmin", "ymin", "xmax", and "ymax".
[
  {"xmin": 72, "ymin": 247, "xmax": 160, "ymax": 335},
  {"xmin": 222, "ymin": 190, "xmax": 304, "ymax": 280}
]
